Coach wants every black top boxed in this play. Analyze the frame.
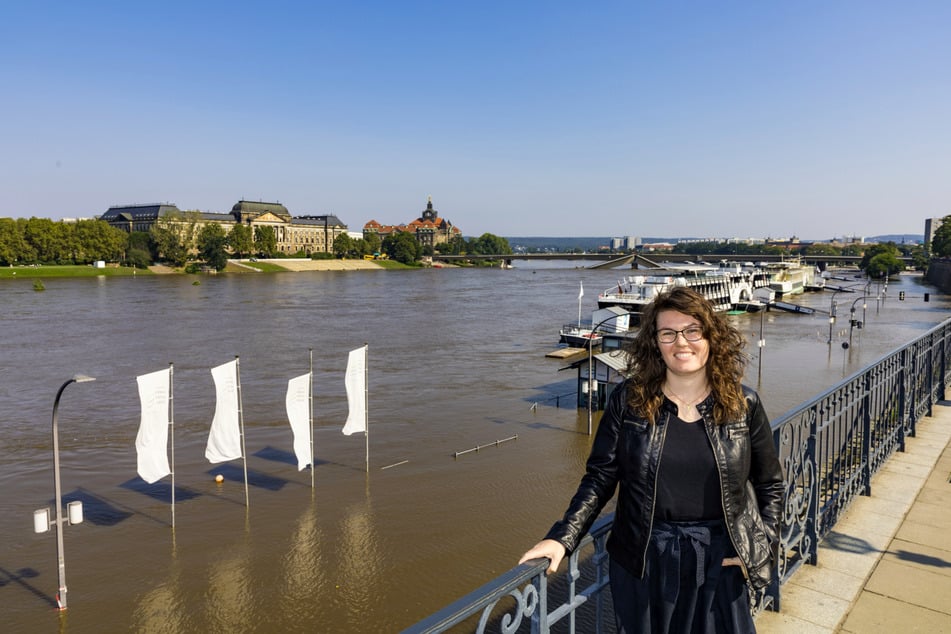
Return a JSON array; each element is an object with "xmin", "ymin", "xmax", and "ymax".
[{"xmin": 654, "ymin": 414, "xmax": 723, "ymax": 521}]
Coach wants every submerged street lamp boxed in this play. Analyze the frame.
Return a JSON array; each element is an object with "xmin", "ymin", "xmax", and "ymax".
[
  {"xmin": 827, "ymin": 286, "xmax": 861, "ymax": 345},
  {"xmin": 33, "ymin": 374, "xmax": 95, "ymax": 610},
  {"xmin": 848, "ymin": 296, "xmax": 875, "ymax": 349}
]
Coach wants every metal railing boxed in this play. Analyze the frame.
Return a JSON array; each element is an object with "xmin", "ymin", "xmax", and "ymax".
[{"xmin": 403, "ymin": 319, "xmax": 951, "ymax": 633}]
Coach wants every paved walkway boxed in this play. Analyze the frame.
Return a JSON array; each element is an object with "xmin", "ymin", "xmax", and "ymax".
[{"xmin": 758, "ymin": 401, "xmax": 951, "ymax": 633}]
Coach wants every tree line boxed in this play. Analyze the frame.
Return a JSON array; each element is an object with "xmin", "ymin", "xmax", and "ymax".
[
  {"xmin": 1, "ymin": 211, "xmax": 513, "ymax": 271},
  {"xmin": 332, "ymin": 231, "xmax": 512, "ymax": 265},
  {"xmin": 0, "ymin": 217, "xmax": 128, "ymax": 266},
  {"xmin": 667, "ymin": 239, "xmax": 928, "ymax": 279}
]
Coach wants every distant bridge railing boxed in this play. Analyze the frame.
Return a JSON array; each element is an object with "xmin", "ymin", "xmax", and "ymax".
[{"xmin": 402, "ymin": 318, "xmax": 951, "ymax": 634}]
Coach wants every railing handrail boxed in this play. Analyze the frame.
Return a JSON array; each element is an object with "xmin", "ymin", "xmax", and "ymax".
[{"xmin": 404, "ymin": 317, "xmax": 951, "ymax": 633}]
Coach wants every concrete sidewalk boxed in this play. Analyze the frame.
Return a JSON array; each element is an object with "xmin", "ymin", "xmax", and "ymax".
[{"xmin": 757, "ymin": 401, "xmax": 951, "ymax": 633}]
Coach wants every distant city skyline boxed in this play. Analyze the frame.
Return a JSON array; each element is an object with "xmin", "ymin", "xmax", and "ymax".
[{"xmin": 2, "ymin": 3, "xmax": 948, "ymax": 238}]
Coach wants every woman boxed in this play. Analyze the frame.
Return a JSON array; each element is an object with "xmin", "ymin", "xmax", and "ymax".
[{"xmin": 519, "ymin": 287, "xmax": 784, "ymax": 633}]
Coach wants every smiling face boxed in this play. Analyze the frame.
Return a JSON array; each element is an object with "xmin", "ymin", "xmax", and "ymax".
[{"xmin": 656, "ymin": 309, "xmax": 710, "ymax": 379}]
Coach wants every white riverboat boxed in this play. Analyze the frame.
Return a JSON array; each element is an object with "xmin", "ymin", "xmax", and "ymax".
[
  {"xmin": 763, "ymin": 260, "xmax": 821, "ymax": 297},
  {"xmin": 558, "ymin": 323, "xmax": 603, "ymax": 348},
  {"xmin": 597, "ymin": 263, "xmax": 770, "ymax": 322}
]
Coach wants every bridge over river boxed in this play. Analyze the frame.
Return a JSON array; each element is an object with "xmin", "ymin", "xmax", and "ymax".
[{"xmin": 434, "ymin": 252, "xmax": 879, "ymax": 268}]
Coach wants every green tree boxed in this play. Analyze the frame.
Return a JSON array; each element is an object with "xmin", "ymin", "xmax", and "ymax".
[
  {"xmin": 363, "ymin": 232, "xmax": 381, "ymax": 256},
  {"xmin": 906, "ymin": 245, "xmax": 929, "ymax": 271},
  {"xmin": 352, "ymin": 238, "xmax": 370, "ymax": 258},
  {"xmin": 14, "ymin": 218, "xmax": 37, "ymax": 262},
  {"xmin": 198, "ymin": 223, "xmax": 230, "ymax": 271},
  {"xmin": 128, "ymin": 231, "xmax": 155, "ymax": 262},
  {"xmin": 333, "ymin": 233, "xmax": 353, "ymax": 258},
  {"xmin": 382, "ymin": 231, "xmax": 421, "ymax": 264},
  {"xmin": 859, "ymin": 242, "xmax": 900, "ymax": 271},
  {"xmin": 840, "ymin": 244, "xmax": 863, "ymax": 257},
  {"xmin": 228, "ymin": 224, "xmax": 253, "ymax": 258},
  {"xmin": 445, "ymin": 234, "xmax": 468, "ymax": 255},
  {"xmin": 802, "ymin": 243, "xmax": 841, "ymax": 256},
  {"xmin": 23, "ymin": 217, "xmax": 71, "ymax": 263},
  {"xmin": 0, "ymin": 218, "xmax": 29, "ymax": 265},
  {"xmin": 149, "ymin": 210, "xmax": 195, "ymax": 267},
  {"xmin": 74, "ymin": 220, "xmax": 127, "ymax": 263},
  {"xmin": 930, "ymin": 215, "xmax": 951, "ymax": 256},
  {"xmin": 866, "ymin": 252, "xmax": 903, "ymax": 278},
  {"xmin": 127, "ymin": 247, "xmax": 151, "ymax": 269},
  {"xmin": 254, "ymin": 225, "xmax": 277, "ymax": 257},
  {"xmin": 467, "ymin": 233, "xmax": 512, "ymax": 255}
]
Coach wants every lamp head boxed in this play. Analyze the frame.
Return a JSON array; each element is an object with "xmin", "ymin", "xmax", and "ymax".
[{"xmin": 73, "ymin": 374, "xmax": 96, "ymax": 384}]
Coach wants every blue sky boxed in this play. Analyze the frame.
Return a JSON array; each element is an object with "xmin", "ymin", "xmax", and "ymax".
[{"xmin": 2, "ymin": 1, "xmax": 948, "ymax": 239}]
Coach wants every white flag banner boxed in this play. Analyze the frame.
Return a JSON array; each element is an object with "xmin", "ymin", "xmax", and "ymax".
[
  {"xmin": 286, "ymin": 373, "xmax": 312, "ymax": 470},
  {"xmin": 206, "ymin": 359, "xmax": 243, "ymax": 463},
  {"xmin": 342, "ymin": 346, "xmax": 367, "ymax": 436},
  {"xmin": 579, "ymin": 281, "xmax": 584, "ymax": 299},
  {"xmin": 135, "ymin": 368, "xmax": 171, "ymax": 484}
]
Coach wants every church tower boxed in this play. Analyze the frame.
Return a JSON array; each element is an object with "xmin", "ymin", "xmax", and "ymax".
[{"xmin": 422, "ymin": 195, "xmax": 437, "ymax": 222}]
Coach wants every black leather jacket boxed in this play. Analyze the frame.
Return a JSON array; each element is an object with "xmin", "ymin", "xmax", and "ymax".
[{"xmin": 544, "ymin": 381, "xmax": 784, "ymax": 591}]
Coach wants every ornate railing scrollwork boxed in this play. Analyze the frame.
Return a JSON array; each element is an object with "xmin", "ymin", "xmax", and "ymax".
[{"xmin": 405, "ymin": 319, "xmax": 951, "ymax": 633}]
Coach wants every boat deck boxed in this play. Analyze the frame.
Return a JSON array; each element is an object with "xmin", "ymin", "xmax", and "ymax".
[{"xmin": 545, "ymin": 347, "xmax": 587, "ymax": 359}]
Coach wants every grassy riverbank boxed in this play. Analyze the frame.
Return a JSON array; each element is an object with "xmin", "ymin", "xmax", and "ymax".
[
  {"xmin": 0, "ymin": 258, "xmax": 418, "ymax": 279},
  {"xmin": 0, "ymin": 265, "xmax": 147, "ymax": 278}
]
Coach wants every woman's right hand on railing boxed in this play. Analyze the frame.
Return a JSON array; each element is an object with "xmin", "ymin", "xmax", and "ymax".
[{"xmin": 518, "ymin": 539, "xmax": 567, "ymax": 575}]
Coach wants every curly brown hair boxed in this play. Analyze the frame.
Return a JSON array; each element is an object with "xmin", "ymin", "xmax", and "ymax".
[{"xmin": 624, "ymin": 286, "xmax": 748, "ymax": 424}]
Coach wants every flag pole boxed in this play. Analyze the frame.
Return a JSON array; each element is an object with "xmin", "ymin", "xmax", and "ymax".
[
  {"xmin": 578, "ymin": 281, "xmax": 583, "ymax": 326},
  {"xmin": 308, "ymin": 348, "xmax": 315, "ymax": 490},
  {"xmin": 363, "ymin": 343, "xmax": 369, "ymax": 474},
  {"xmin": 169, "ymin": 362, "xmax": 175, "ymax": 529},
  {"xmin": 235, "ymin": 355, "xmax": 250, "ymax": 508}
]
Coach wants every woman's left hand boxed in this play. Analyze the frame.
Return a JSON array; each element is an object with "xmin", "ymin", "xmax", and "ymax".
[{"xmin": 721, "ymin": 557, "xmax": 742, "ymax": 567}]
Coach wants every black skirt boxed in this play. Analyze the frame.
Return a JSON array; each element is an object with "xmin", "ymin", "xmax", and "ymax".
[{"xmin": 609, "ymin": 519, "xmax": 755, "ymax": 634}]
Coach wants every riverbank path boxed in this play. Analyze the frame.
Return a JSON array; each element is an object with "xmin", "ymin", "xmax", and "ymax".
[{"xmin": 757, "ymin": 400, "xmax": 951, "ymax": 633}]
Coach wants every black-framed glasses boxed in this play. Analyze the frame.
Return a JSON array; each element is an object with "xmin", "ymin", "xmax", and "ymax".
[{"xmin": 657, "ymin": 326, "xmax": 704, "ymax": 344}]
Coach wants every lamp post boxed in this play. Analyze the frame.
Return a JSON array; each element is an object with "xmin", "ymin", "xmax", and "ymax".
[
  {"xmin": 586, "ymin": 312, "xmax": 634, "ymax": 435},
  {"xmin": 827, "ymin": 286, "xmax": 860, "ymax": 345},
  {"xmin": 848, "ymin": 296, "xmax": 874, "ymax": 349},
  {"xmin": 756, "ymin": 308, "xmax": 766, "ymax": 385},
  {"xmin": 37, "ymin": 374, "xmax": 95, "ymax": 610}
]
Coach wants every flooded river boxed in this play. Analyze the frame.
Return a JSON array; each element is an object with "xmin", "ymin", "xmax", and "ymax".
[{"xmin": 0, "ymin": 264, "xmax": 947, "ymax": 632}]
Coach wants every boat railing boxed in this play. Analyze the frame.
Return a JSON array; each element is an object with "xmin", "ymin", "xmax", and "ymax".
[{"xmin": 401, "ymin": 317, "xmax": 951, "ymax": 633}]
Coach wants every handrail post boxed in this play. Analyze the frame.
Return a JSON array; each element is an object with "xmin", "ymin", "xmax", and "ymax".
[
  {"xmin": 926, "ymin": 333, "xmax": 934, "ymax": 419},
  {"xmin": 899, "ymin": 347, "xmax": 908, "ymax": 449},
  {"xmin": 942, "ymin": 324, "xmax": 948, "ymax": 401},
  {"xmin": 806, "ymin": 404, "xmax": 819, "ymax": 565},
  {"xmin": 861, "ymin": 369, "xmax": 872, "ymax": 496}
]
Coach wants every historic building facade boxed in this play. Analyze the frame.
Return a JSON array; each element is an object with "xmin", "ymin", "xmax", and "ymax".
[
  {"xmin": 362, "ymin": 197, "xmax": 461, "ymax": 248},
  {"xmin": 99, "ymin": 201, "xmax": 348, "ymax": 255}
]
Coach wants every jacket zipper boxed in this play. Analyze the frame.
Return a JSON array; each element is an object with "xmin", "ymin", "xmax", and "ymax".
[
  {"xmin": 706, "ymin": 412, "xmax": 749, "ymax": 579},
  {"xmin": 640, "ymin": 410, "xmax": 669, "ymax": 578}
]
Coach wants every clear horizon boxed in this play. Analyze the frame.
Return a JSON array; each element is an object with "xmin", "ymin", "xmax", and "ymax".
[{"xmin": 2, "ymin": 2, "xmax": 948, "ymax": 238}]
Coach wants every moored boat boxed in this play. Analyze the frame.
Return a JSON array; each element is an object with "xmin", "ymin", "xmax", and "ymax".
[
  {"xmin": 558, "ymin": 323, "xmax": 603, "ymax": 348},
  {"xmin": 764, "ymin": 260, "xmax": 820, "ymax": 298},
  {"xmin": 597, "ymin": 263, "xmax": 768, "ymax": 322}
]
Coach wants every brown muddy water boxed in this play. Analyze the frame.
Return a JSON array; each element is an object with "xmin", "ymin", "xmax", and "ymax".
[{"xmin": 0, "ymin": 265, "xmax": 946, "ymax": 632}]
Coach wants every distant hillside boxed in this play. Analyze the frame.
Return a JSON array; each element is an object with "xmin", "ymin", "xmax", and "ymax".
[
  {"xmin": 869, "ymin": 234, "xmax": 923, "ymax": 244},
  {"xmin": 506, "ymin": 237, "xmax": 612, "ymax": 252}
]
